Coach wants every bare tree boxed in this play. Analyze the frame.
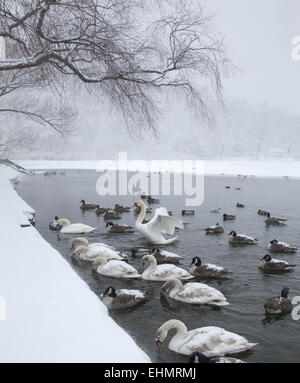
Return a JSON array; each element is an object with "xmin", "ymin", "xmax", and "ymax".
[{"xmin": 0, "ymin": 0, "xmax": 231, "ymax": 153}]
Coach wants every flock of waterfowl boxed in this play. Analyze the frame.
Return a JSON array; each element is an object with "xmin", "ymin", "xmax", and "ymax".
[{"xmin": 47, "ymin": 182, "xmax": 298, "ymax": 363}]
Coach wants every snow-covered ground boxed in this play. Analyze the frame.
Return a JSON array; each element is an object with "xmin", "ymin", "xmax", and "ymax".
[
  {"xmin": 0, "ymin": 164, "xmax": 150, "ymax": 363},
  {"xmin": 19, "ymin": 159, "xmax": 300, "ymax": 178}
]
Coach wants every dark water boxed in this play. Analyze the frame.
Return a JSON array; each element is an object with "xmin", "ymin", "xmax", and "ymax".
[{"xmin": 17, "ymin": 170, "xmax": 300, "ymax": 363}]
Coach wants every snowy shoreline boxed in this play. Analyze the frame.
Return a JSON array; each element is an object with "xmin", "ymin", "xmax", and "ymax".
[
  {"xmin": 0, "ymin": 165, "xmax": 150, "ymax": 363},
  {"xmin": 18, "ymin": 159, "xmax": 300, "ymax": 179}
]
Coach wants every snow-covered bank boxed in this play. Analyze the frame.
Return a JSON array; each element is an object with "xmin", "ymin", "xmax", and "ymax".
[
  {"xmin": 18, "ymin": 159, "xmax": 300, "ymax": 178},
  {"xmin": 0, "ymin": 165, "xmax": 150, "ymax": 363}
]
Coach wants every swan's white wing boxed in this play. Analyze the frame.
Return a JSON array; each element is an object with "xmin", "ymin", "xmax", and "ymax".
[{"xmin": 146, "ymin": 207, "xmax": 184, "ymax": 235}]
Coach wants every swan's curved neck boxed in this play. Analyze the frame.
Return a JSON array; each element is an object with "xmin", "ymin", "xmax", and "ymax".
[
  {"xmin": 93, "ymin": 256, "xmax": 107, "ymax": 268},
  {"xmin": 169, "ymin": 279, "xmax": 183, "ymax": 292},
  {"xmin": 163, "ymin": 320, "xmax": 188, "ymax": 339},
  {"xmin": 145, "ymin": 255, "xmax": 157, "ymax": 271},
  {"xmin": 136, "ymin": 203, "xmax": 146, "ymax": 225},
  {"xmin": 75, "ymin": 237, "xmax": 89, "ymax": 247},
  {"xmin": 74, "ymin": 245, "xmax": 88, "ymax": 255},
  {"xmin": 60, "ymin": 218, "xmax": 71, "ymax": 226}
]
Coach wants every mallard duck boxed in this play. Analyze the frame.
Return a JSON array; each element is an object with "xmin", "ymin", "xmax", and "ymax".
[
  {"xmin": 228, "ymin": 231, "xmax": 257, "ymax": 245},
  {"xmin": 93, "ymin": 257, "xmax": 141, "ymax": 279},
  {"xmin": 181, "ymin": 210, "xmax": 195, "ymax": 216},
  {"xmin": 259, "ymin": 254, "xmax": 296, "ymax": 272},
  {"xmin": 265, "ymin": 212, "xmax": 287, "ymax": 225},
  {"xmin": 155, "ymin": 320, "xmax": 257, "ymax": 357},
  {"xmin": 114, "ymin": 204, "xmax": 130, "ymax": 213},
  {"xmin": 223, "ymin": 214, "xmax": 235, "ymax": 220},
  {"xmin": 100, "ymin": 286, "xmax": 147, "ymax": 309},
  {"xmin": 189, "ymin": 352, "xmax": 244, "ymax": 364},
  {"xmin": 190, "ymin": 257, "xmax": 229, "ymax": 278},
  {"xmin": 258, "ymin": 209, "xmax": 268, "ymax": 216},
  {"xmin": 95, "ymin": 205, "xmax": 106, "ymax": 215},
  {"xmin": 147, "ymin": 195, "xmax": 160, "ymax": 204},
  {"xmin": 205, "ymin": 223, "xmax": 224, "ymax": 234},
  {"xmin": 142, "ymin": 254, "xmax": 193, "ymax": 281},
  {"xmin": 236, "ymin": 203, "xmax": 244, "ymax": 208},
  {"xmin": 80, "ymin": 199, "xmax": 97, "ymax": 210},
  {"xmin": 57, "ymin": 218, "xmax": 96, "ymax": 234},
  {"xmin": 105, "ymin": 222, "xmax": 134, "ymax": 233},
  {"xmin": 103, "ymin": 209, "xmax": 121, "ymax": 220},
  {"xmin": 160, "ymin": 279, "xmax": 229, "ymax": 307},
  {"xmin": 268, "ymin": 239, "xmax": 297, "ymax": 253},
  {"xmin": 264, "ymin": 287, "xmax": 293, "ymax": 315}
]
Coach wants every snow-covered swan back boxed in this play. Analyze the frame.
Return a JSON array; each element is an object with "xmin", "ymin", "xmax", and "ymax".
[
  {"xmin": 133, "ymin": 200, "xmax": 184, "ymax": 245},
  {"xmin": 57, "ymin": 218, "xmax": 96, "ymax": 234}
]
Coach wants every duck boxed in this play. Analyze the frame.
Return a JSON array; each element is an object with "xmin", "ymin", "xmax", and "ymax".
[
  {"xmin": 264, "ymin": 287, "xmax": 293, "ymax": 315},
  {"xmin": 205, "ymin": 223, "xmax": 224, "ymax": 234},
  {"xmin": 160, "ymin": 279, "xmax": 229, "ymax": 307},
  {"xmin": 57, "ymin": 218, "xmax": 96, "ymax": 234},
  {"xmin": 100, "ymin": 286, "xmax": 147, "ymax": 309},
  {"xmin": 80, "ymin": 199, "xmax": 97, "ymax": 210},
  {"xmin": 189, "ymin": 352, "xmax": 244, "ymax": 364},
  {"xmin": 72, "ymin": 245, "xmax": 128, "ymax": 262},
  {"xmin": 223, "ymin": 214, "xmax": 235, "ymax": 220},
  {"xmin": 228, "ymin": 231, "xmax": 257, "ymax": 245},
  {"xmin": 106, "ymin": 222, "xmax": 134, "ymax": 233},
  {"xmin": 133, "ymin": 200, "xmax": 184, "ymax": 245},
  {"xmin": 113, "ymin": 204, "xmax": 131, "ymax": 213},
  {"xmin": 265, "ymin": 213, "xmax": 288, "ymax": 225},
  {"xmin": 236, "ymin": 203, "xmax": 244, "ymax": 208},
  {"xmin": 181, "ymin": 210, "xmax": 195, "ymax": 216},
  {"xmin": 155, "ymin": 319, "xmax": 257, "ymax": 357},
  {"xmin": 71, "ymin": 237, "xmax": 115, "ymax": 251},
  {"xmin": 95, "ymin": 205, "xmax": 106, "ymax": 215},
  {"xmin": 210, "ymin": 208, "xmax": 221, "ymax": 213},
  {"xmin": 268, "ymin": 239, "xmax": 297, "ymax": 253},
  {"xmin": 92, "ymin": 257, "xmax": 141, "ymax": 279},
  {"xmin": 147, "ymin": 195, "xmax": 160, "ymax": 204},
  {"xmin": 141, "ymin": 254, "xmax": 193, "ymax": 281},
  {"xmin": 258, "ymin": 209, "xmax": 268, "ymax": 216},
  {"xmin": 259, "ymin": 254, "xmax": 296, "ymax": 272},
  {"xmin": 190, "ymin": 257, "xmax": 229, "ymax": 278},
  {"xmin": 103, "ymin": 209, "xmax": 121, "ymax": 220}
]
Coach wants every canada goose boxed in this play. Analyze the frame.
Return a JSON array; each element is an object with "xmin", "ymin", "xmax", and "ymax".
[
  {"xmin": 155, "ymin": 319, "xmax": 257, "ymax": 357},
  {"xmin": 114, "ymin": 204, "xmax": 131, "ymax": 213},
  {"xmin": 189, "ymin": 352, "xmax": 244, "ymax": 364},
  {"xmin": 236, "ymin": 203, "xmax": 244, "ymax": 208},
  {"xmin": 228, "ymin": 231, "xmax": 257, "ymax": 245},
  {"xmin": 103, "ymin": 209, "xmax": 121, "ymax": 220},
  {"xmin": 95, "ymin": 205, "xmax": 106, "ymax": 215},
  {"xmin": 259, "ymin": 254, "xmax": 296, "ymax": 272},
  {"xmin": 223, "ymin": 214, "xmax": 235, "ymax": 221},
  {"xmin": 93, "ymin": 257, "xmax": 141, "ymax": 279},
  {"xmin": 181, "ymin": 210, "xmax": 195, "ymax": 216},
  {"xmin": 80, "ymin": 199, "xmax": 97, "ymax": 210},
  {"xmin": 258, "ymin": 209, "xmax": 268, "ymax": 216},
  {"xmin": 265, "ymin": 213, "xmax": 287, "ymax": 225},
  {"xmin": 49, "ymin": 216, "xmax": 61, "ymax": 231},
  {"xmin": 150, "ymin": 248, "xmax": 182, "ymax": 264},
  {"xmin": 264, "ymin": 287, "xmax": 293, "ymax": 315},
  {"xmin": 100, "ymin": 286, "xmax": 147, "ymax": 309},
  {"xmin": 131, "ymin": 248, "xmax": 150, "ymax": 257},
  {"xmin": 142, "ymin": 254, "xmax": 193, "ymax": 281},
  {"xmin": 147, "ymin": 195, "xmax": 160, "ymax": 204},
  {"xmin": 105, "ymin": 222, "xmax": 134, "ymax": 233},
  {"xmin": 210, "ymin": 208, "xmax": 221, "ymax": 213},
  {"xmin": 72, "ymin": 245, "xmax": 128, "ymax": 262},
  {"xmin": 190, "ymin": 257, "xmax": 229, "ymax": 278},
  {"xmin": 140, "ymin": 193, "xmax": 147, "ymax": 199},
  {"xmin": 268, "ymin": 240, "xmax": 297, "ymax": 253},
  {"xmin": 57, "ymin": 218, "xmax": 96, "ymax": 234},
  {"xmin": 160, "ymin": 279, "xmax": 229, "ymax": 307},
  {"xmin": 205, "ymin": 223, "xmax": 224, "ymax": 234},
  {"xmin": 133, "ymin": 200, "xmax": 184, "ymax": 245},
  {"xmin": 71, "ymin": 237, "xmax": 115, "ymax": 251}
]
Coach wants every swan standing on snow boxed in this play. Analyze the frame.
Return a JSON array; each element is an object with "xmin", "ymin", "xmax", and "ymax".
[
  {"xmin": 92, "ymin": 257, "xmax": 141, "ymax": 279},
  {"xmin": 133, "ymin": 200, "xmax": 184, "ymax": 245},
  {"xmin": 57, "ymin": 218, "xmax": 96, "ymax": 234},
  {"xmin": 155, "ymin": 319, "xmax": 257, "ymax": 357},
  {"xmin": 72, "ymin": 245, "xmax": 128, "ymax": 262},
  {"xmin": 141, "ymin": 254, "xmax": 193, "ymax": 281},
  {"xmin": 160, "ymin": 279, "xmax": 229, "ymax": 307}
]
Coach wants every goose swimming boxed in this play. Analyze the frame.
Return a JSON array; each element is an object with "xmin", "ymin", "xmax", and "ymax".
[
  {"xmin": 259, "ymin": 255, "xmax": 296, "ymax": 272},
  {"xmin": 80, "ymin": 199, "xmax": 97, "ymax": 210},
  {"xmin": 100, "ymin": 286, "xmax": 147, "ymax": 309},
  {"xmin": 205, "ymin": 223, "xmax": 224, "ymax": 234},
  {"xmin": 264, "ymin": 287, "xmax": 293, "ymax": 315},
  {"xmin": 105, "ymin": 222, "xmax": 134, "ymax": 233},
  {"xmin": 268, "ymin": 240, "xmax": 297, "ymax": 253},
  {"xmin": 228, "ymin": 231, "xmax": 257, "ymax": 245},
  {"xmin": 190, "ymin": 257, "xmax": 229, "ymax": 278}
]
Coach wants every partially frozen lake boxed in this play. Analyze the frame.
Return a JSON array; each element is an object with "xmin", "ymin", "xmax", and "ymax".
[{"xmin": 18, "ymin": 170, "xmax": 300, "ymax": 363}]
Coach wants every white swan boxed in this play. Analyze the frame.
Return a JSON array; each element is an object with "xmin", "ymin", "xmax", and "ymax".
[
  {"xmin": 142, "ymin": 254, "xmax": 193, "ymax": 281},
  {"xmin": 92, "ymin": 257, "xmax": 141, "ymax": 279},
  {"xmin": 57, "ymin": 218, "xmax": 96, "ymax": 234},
  {"xmin": 71, "ymin": 237, "xmax": 115, "ymax": 251},
  {"xmin": 72, "ymin": 245, "xmax": 128, "ymax": 262},
  {"xmin": 155, "ymin": 319, "xmax": 257, "ymax": 357},
  {"xmin": 161, "ymin": 279, "xmax": 229, "ymax": 307},
  {"xmin": 133, "ymin": 200, "xmax": 184, "ymax": 245}
]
